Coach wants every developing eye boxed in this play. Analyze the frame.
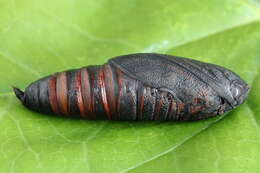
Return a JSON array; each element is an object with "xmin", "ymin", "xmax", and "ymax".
[{"xmin": 230, "ymin": 80, "xmax": 244, "ymax": 100}]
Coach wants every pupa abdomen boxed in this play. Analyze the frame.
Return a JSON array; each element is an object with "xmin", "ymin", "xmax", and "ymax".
[{"xmin": 13, "ymin": 53, "xmax": 249, "ymax": 121}]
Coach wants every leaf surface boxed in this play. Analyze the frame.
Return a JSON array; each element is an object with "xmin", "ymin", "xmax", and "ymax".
[{"xmin": 0, "ymin": 0, "xmax": 259, "ymax": 172}]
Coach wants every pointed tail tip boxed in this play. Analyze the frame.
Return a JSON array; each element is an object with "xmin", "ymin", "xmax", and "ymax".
[{"xmin": 12, "ymin": 86, "xmax": 25, "ymax": 102}]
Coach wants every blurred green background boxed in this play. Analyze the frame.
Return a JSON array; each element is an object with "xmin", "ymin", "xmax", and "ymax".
[{"xmin": 0, "ymin": 0, "xmax": 260, "ymax": 172}]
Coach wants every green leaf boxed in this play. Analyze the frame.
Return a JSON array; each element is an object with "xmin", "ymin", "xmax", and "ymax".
[{"xmin": 0, "ymin": 0, "xmax": 259, "ymax": 173}]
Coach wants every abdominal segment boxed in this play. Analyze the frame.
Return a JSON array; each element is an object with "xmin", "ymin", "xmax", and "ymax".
[{"xmin": 44, "ymin": 63, "xmax": 189, "ymax": 120}]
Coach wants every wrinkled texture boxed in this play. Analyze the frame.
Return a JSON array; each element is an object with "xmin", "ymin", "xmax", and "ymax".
[{"xmin": 0, "ymin": 0, "xmax": 260, "ymax": 173}]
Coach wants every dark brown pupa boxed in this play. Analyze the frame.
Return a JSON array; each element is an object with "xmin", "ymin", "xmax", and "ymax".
[{"xmin": 13, "ymin": 53, "xmax": 249, "ymax": 121}]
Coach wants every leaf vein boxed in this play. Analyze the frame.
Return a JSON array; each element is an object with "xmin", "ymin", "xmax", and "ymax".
[{"xmin": 119, "ymin": 116, "xmax": 225, "ymax": 173}]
